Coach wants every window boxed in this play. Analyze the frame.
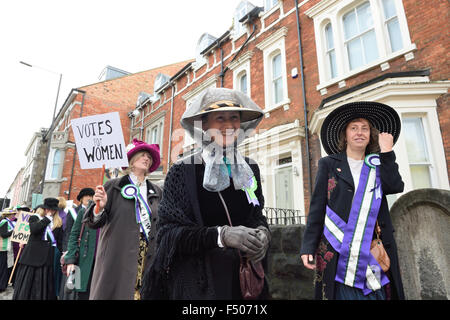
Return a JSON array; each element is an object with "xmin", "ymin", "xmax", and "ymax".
[
  {"xmin": 272, "ymin": 53, "xmax": 283, "ymax": 104},
  {"xmin": 256, "ymin": 27, "xmax": 289, "ymax": 112},
  {"xmin": 238, "ymin": 71, "xmax": 248, "ymax": 95},
  {"xmin": 307, "ymin": 0, "xmax": 415, "ymax": 90},
  {"xmin": 403, "ymin": 117, "xmax": 432, "ymax": 189},
  {"xmin": 382, "ymin": 0, "xmax": 403, "ymax": 53},
  {"xmin": 265, "ymin": 0, "xmax": 278, "ymax": 11},
  {"xmin": 325, "ymin": 23, "xmax": 338, "ymax": 79},
  {"xmin": 234, "ymin": 1, "xmax": 254, "ymax": 37},
  {"xmin": 48, "ymin": 149, "xmax": 62, "ymax": 179},
  {"xmin": 145, "ymin": 117, "xmax": 164, "ymax": 157},
  {"xmin": 343, "ymin": 2, "xmax": 379, "ymax": 71}
]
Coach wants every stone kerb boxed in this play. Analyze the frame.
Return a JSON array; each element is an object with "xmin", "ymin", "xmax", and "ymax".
[{"xmin": 390, "ymin": 188, "xmax": 450, "ymax": 300}]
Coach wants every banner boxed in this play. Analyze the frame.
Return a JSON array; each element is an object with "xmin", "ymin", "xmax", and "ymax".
[
  {"xmin": 71, "ymin": 112, "xmax": 128, "ymax": 169},
  {"xmin": 11, "ymin": 211, "xmax": 31, "ymax": 244}
]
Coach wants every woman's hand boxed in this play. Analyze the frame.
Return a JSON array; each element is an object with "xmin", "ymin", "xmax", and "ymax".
[
  {"xmin": 378, "ymin": 132, "xmax": 394, "ymax": 153},
  {"xmin": 66, "ymin": 264, "xmax": 76, "ymax": 277},
  {"xmin": 93, "ymin": 185, "xmax": 107, "ymax": 213},
  {"xmin": 301, "ymin": 254, "xmax": 316, "ymax": 270}
]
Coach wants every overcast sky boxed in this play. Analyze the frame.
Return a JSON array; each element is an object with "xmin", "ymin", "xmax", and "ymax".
[{"xmin": 0, "ymin": 0, "xmax": 265, "ymax": 197}]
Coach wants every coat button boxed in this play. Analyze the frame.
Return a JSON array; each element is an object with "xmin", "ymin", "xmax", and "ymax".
[
  {"xmin": 152, "ymin": 218, "xmax": 157, "ymax": 222},
  {"xmin": 384, "ymin": 242, "xmax": 391, "ymax": 248},
  {"xmin": 348, "ymin": 189, "xmax": 353, "ymax": 192}
]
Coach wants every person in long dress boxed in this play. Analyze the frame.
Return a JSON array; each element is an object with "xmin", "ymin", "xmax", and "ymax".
[{"xmin": 13, "ymin": 198, "xmax": 63, "ymax": 300}]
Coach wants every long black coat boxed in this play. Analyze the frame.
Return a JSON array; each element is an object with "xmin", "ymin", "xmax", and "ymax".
[
  {"xmin": 300, "ymin": 151, "xmax": 405, "ymax": 300},
  {"xmin": 19, "ymin": 215, "xmax": 63, "ymax": 267},
  {"xmin": 141, "ymin": 153, "xmax": 269, "ymax": 300}
]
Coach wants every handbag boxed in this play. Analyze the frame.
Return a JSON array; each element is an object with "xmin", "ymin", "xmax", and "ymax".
[
  {"xmin": 370, "ymin": 221, "xmax": 390, "ymax": 272},
  {"xmin": 218, "ymin": 191, "xmax": 265, "ymax": 300}
]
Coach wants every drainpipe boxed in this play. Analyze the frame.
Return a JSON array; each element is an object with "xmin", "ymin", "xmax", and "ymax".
[
  {"xmin": 167, "ymin": 82, "xmax": 175, "ymax": 168},
  {"xmin": 67, "ymin": 89, "xmax": 86, "ymax": 200},
  {"xmin": 220, "ymin": 21, "xmax": 257, "ymax": 87},
  {"xmin": 295, "ymin": 0, "xmax": 312, "ymax": 197}
]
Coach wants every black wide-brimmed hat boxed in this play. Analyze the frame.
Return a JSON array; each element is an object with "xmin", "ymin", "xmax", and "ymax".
[
  {"xmin": 77, "ymin": 188, "xmax": 95, "ymax": 201},
  {"xmin": 42, "ymin": 197, "xmax": 59, "ymax": 211},
  {"xmin": 320, "ymin": 101, "xmax": 401, "ymax": 155}
]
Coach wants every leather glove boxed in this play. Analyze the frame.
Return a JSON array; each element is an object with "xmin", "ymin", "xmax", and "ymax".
[
  {"xmin": 246, "ymin": 226, "xmax": 270, "ymax": 263},
  {"xmin": 220, "ymin": 225, "xmax": 263, "ymax": 254}
]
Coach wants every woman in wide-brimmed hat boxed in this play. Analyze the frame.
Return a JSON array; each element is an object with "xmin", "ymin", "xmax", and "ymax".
[
  {"xmin": 0, "ymin": 208, "xmax": 17, "ymax": 291},
  {"xmin": 141, "ymin": 87, "xmax": 270, "ymax": 300},
  {"xmin": 300, "ymin": 101, "xmax": 405, "ymax": 300},
  {"xmin": 84, "ymin": 138, "xmax": 163, "ymax": 300},
  {"xmin": 13, "ymin": 198, "xmax": 63, "ymax": 300}
]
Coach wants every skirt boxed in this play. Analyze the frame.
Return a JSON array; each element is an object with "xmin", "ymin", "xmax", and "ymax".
[
  {"xmin": 0, "ymin": 252, "xmax": 12, "ymax": 291},
  {"xmin": 12, "ymin": 263, "xmax": 57, "ymax": 300},
  {"xmin": 335, "ymin": 282, "xmax": 386, "ymax": 300}
]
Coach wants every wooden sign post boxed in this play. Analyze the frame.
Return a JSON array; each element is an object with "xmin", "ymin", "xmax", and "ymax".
[{"xmin": 9, "ymin": 211, "xmax": 31, "ymax": 284}]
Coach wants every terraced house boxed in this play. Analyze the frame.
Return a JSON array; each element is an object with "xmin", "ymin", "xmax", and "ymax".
[{"xmin": 126, "ymin": 0, "xmax": 449, "ymax": 222}]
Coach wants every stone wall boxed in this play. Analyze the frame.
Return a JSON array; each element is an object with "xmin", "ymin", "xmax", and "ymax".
[
  {"xmin": 390, "ymin": 188, "xmax": 450, "ymax": 300},
  {"xmin": 267, "ymin": 224, "xmax": 314, "ymax": 299}
]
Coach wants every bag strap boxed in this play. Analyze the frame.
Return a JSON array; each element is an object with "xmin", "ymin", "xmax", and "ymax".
[
  {"xmin": 77, "ymin": 223, "xmax": 85, "ymax": 247},
  {"xmin": 218, "ymin": 191, "xmax": 233, "ymax": 227}
]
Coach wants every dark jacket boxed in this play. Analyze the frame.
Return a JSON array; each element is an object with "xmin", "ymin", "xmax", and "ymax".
[
  {"xmin": 141, "ymin": 153, "xmax": 269, "ymax": 300},
  {"xmin": 19, "ymin": 215, "xmax": 63, "ymax": 267},
  {"xmin": 84, "ymin": 175, "xmax": 162, "ymax": 300},
  {"xmin": 300, "ymin": 151, "xmax": 405, "ymax": 300},
  {"xmin": 64, "ymin": 208, "xmax": 97, "ymax": 292}
]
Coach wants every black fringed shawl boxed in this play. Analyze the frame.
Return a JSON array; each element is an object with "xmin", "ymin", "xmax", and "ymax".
[{"xmin": 141, "ymin": 153, "xmax": 269, "ymax": 300}]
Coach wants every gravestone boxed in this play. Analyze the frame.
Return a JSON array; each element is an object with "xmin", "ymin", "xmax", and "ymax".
[{"xmin": 390, "ymin": 188, "xmax": 450, "ymax": 300}]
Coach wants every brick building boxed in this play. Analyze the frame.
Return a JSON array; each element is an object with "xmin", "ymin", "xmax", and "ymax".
[
  {"xmin": 41, "ymin": 61, "xmax": 191, "ymax": 203},
  {"xmin": 128, "ymin": 0, "xmax": 449, "ymax": 219}
]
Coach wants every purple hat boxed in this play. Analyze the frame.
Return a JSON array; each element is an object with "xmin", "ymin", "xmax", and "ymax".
[{"xmin": 124, "ymin": 138, "xmax": 161, "ymax": 173}]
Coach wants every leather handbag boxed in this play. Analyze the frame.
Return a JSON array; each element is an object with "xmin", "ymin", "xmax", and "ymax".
[
  {"xmin": 218, "ymin": 191, "xmax": 265, "ymax": 300},
  {"xmin": 370, "ymin": 221, "xmax": 390, "ymax": 272}
]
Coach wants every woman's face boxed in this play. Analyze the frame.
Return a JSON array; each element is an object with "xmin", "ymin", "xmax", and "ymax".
[
  {"xmin": 132, "ymin": 151, "xmax": 153, "ymax": 173},
  {"xmin": 203, "ymin": 111, "xmax": 241, "ymax": 147},
  {"xmin": 345, "ymin": 118, "xmax": 371, "ymax": 152},
  {"xmin": 81, "ymin": 195, "xmax": 93, "ymax": 206}
]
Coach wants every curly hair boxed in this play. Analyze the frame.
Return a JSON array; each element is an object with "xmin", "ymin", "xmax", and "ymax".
[{"xmin": 337, "ymin": 118, "xmax": 380, "ymax": 154}]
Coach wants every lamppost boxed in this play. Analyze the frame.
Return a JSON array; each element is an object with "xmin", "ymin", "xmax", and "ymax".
[{"xmin": 20, "ymin": 61, "xmax": 63, "ymax": 195}]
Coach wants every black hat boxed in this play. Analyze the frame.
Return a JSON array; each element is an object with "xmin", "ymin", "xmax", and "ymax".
[
  {"xmin": 42, "ymin": 198, "xmax": 59, "ymax": 211},
  {"xmin": 77, "ymin": 188, "xmax": 95, "ymax": 201},
  {"xmin": 320, "ymin": 101, "xmax": 401, "ymax": 155}
]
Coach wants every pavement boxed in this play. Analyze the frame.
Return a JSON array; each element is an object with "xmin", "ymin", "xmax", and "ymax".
[{"xmin": 0, "ymin": 285, "xmax": 13, "ymax": 300}]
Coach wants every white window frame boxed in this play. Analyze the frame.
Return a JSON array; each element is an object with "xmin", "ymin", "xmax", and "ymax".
[
  {"xmin": 399, "ymin": 113, "xmax": 440, "ymax": 189},
  {"xmin": 45, "ymin": 148, "xmax": 63, "ymax": 180},
  {"xmin": 256, "ymin": 27, "xmax": 290, "ymax": 113},
  {"xmin": 232, "ymin": 57, "xmax": 251, "ymax": 97},
  {"xmin": 306, "ymin": 0, "xmax": 416, "ymax": 91},
  {"xmin": 264, "ymin": 0, "xmax": 279, "ymax": 12},
  {"xmin": 144, "ymin": 114, "xmax": 165, "ymax": 159}
]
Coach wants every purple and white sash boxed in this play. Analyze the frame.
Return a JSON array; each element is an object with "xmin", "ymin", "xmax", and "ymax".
[
  {"xmin": 68, "ymin": 207, "xmax": 78, "ymax": 221},
  {"xmin": 120, "ymin": 177, "xmax": 152, "ymax": 243},
  {"xmin": 43, "ymin": 226, "xmax": 57, "ymax": 247},
  {"xmin": 323, "ymin": 154, "xmax": 389, "ymax": 295}
]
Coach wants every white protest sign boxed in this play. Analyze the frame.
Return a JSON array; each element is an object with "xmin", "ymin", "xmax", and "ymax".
[
  {"xmin": 11, "ymin": 211, "xmax": 31, "ymax": 244},
  {"xmin": 71, "ymin": 112, "xmax": 128, "ymax": 169}
]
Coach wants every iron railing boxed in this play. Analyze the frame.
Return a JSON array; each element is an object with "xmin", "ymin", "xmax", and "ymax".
[{"xmin": 263, "ymin": 207, "xmax": 305, "ymax": 225}]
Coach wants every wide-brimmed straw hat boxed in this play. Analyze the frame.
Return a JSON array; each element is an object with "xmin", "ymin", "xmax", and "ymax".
[
  {"xmin": 181, "ymin": 87, "xmax": 263, "ymax": 128},
  {"xmin": 1, "ymin": 207, "xmax": 17, "ymax": 217},
  {"xmin": 124, "ymin": 138, "xmax": 161, "ymax": 173},
  {"xmin": 320, "ymin": 101, "xmax": 401, "ymax": 155}
]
